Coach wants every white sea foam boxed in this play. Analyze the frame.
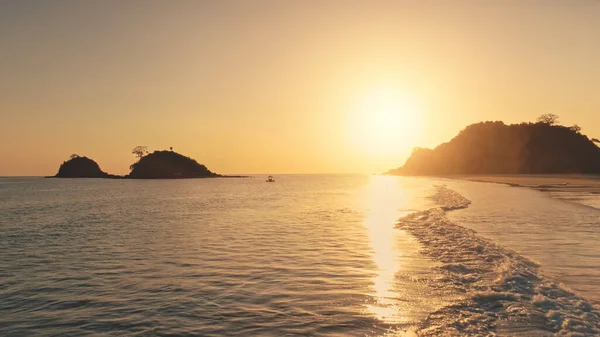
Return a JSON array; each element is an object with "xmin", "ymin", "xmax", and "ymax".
[{"xmin": 398, "ymin": 185, "xmax": 600, "ymax": 336}]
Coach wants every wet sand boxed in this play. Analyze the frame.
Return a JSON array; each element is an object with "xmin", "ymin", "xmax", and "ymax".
[{"xmin": 451, "ymin": 174, "xmax": 600, "ymax": 208}]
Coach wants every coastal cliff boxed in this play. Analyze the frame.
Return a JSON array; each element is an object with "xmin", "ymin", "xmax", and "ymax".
[{"xmin": 386, "ymin": 121, "xmax": 600, "ymax": 175}]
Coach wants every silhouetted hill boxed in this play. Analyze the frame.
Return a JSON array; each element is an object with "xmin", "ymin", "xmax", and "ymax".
[
  {"xmin": 54, "ymin": 156, "xmax": 110, "ymax": 178},
  {"xmin": 128, "ymin": 150, "xmax": 221, "ymax": 179},
  {"xmin": 386, "ymin": 121, "xmax": 600, "ymax": 175}
]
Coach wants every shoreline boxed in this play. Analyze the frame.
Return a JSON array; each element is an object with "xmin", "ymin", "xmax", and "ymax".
[
  {"xmin": 447, "ymin": 174, "xmax": 600, "ymax": 192},
  {"xmin": 442, "ymin": 174, "xmax": 600, "ymax": 209}
]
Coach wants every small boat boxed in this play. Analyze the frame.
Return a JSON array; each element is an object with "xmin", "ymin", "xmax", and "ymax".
[{"xmin": 266, "ymin": 175, "xmax": 275, "ymax": 182}]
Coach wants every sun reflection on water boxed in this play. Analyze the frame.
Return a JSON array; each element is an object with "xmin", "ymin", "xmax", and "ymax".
[{"xmin": 363, "ymin": 175, "xmax": 413, "ymax": 324}]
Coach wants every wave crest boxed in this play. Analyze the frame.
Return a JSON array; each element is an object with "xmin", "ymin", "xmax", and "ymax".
[
  {"xmin": 397, "ymin": 186, "xmax": 600, "ymax": 336},
  {"xmin": 430, "ymin": 185, "xmax": 471, "ymax": 211}
]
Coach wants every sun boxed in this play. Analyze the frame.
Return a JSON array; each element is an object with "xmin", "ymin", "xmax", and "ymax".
[{"xmin": 347, "ymin": 86, "xmax": 422, "ymax": 157}]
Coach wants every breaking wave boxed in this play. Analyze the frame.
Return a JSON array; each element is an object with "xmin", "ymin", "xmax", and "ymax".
[{"xmin": 397, "ymin": 185, "xmax": 600, "ymax": 336}]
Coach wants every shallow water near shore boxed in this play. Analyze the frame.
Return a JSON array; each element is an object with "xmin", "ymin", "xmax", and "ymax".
[{"xmin": 1, "ymin": 175, "xmax": 599, "ymax": 336}]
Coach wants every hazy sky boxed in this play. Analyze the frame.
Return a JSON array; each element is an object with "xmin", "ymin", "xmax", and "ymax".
[{"xmin": 2, "ymin": 0, "xmax": 600, "ymax": 175}]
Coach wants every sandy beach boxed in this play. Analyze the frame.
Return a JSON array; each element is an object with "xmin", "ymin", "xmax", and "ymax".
[{"xmin": 453, "ymin": 174, "xmax": 600, "ymax": 209}]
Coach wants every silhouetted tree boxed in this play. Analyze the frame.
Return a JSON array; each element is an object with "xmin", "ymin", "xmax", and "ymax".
[
  {"xmin": 69, "ymin": 154, "xmax": 80, "ymax": 160},
  {"xmin": 570, "ymin": 124, "xmax": 582, "ymax": 133},
  {"xmin": 536, "ymin": 114, "xmax": 560, "ymax": 125},
  {"xmin": 170, "ymin": 146, "xmax": 173, "ymax": 151},
  {"xmin": 593, "ymin": 138, "xmax": 600, "ymax": 144},
  {"xmin": 132, "ymin": 145, "xmax": 148, "ymax": 159}
]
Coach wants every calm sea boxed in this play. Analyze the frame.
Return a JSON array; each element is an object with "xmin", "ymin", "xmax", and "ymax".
[{"xmin": 1, "ymin": 175, "xmax": 599, "ymax": 336}]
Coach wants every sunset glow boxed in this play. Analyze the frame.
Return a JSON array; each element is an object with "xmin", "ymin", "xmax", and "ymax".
[
  {"xmin": 3, "ymin": 2, "xmax": 600, "ymax": 337},
  {"xmin": 348, "ymin": 87, "xmax": 422, "ymax": 158},
  {"xmin": 1, "ymin": 1, "xmax": 600, "ymax": 175}
]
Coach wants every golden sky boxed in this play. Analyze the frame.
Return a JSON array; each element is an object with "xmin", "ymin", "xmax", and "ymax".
[{"xmin": 2, "ymin": 1, "xmax": 600, "ymax": 175}]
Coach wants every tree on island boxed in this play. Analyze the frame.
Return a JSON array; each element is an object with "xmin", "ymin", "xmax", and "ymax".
[
  {"xmin": 536, "ymin": 113, "xmax": 560, "ymax": 125},
  {"xmin": 570, "ymin": 124, "xmax": 582, "ymax": 133},
  {"xmin": 132, "ymin": 145, "xmax": 148, "ymax": 159}
]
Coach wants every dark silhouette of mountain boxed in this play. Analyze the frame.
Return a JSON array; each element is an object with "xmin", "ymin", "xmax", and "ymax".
[
  {"xmin": 54, "ymin": 155, "xmax": 111, "ymax": 178},
  {"xmin": 128, "ymin": 150, "xmax": 221, "ymax": 179},
  {"xmin": 386, "ymin": 121, "xmax": 600, "ymax": 175}
]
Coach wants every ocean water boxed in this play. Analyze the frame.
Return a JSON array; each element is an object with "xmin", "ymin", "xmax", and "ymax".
[{"xmin": 1, "ymin": 175, "xmax": 599, "ymax": 336}]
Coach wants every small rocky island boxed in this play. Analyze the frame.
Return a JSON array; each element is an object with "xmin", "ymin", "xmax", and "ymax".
[
  {"xmin": 51, "ymin": 147, "xmax": 226, "ymax": 179},
  {"xmin": 386, "ymin": 115, "xmax": 600, "ymax": 175},
  {"xmin": 54, "ymin": 155, "xmax": 111, "ymax": 178},
  {"xmin": 128, "ymin": 150, "xmax": 221, "ymax": 179}
]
